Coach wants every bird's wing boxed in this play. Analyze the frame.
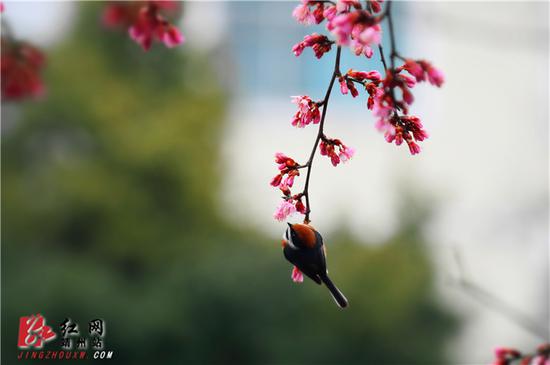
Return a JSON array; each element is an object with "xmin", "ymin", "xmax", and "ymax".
[
  {"xmin": 314, "ymin": 230, "xmax": 327, "ymax": 271},
  {"xmin": 284, "ymin": 247, "xmax": 322, "ymax": 285}
]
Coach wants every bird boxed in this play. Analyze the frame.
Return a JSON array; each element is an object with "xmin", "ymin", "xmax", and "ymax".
[{"xmin": 282, "ymin": 223, "xmax": 348, "ymax": 308}]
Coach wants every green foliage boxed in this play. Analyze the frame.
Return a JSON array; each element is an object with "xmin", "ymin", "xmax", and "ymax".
[{"xmin": 2, "ymin": 4, "xmax": 456, "ymax": 364}]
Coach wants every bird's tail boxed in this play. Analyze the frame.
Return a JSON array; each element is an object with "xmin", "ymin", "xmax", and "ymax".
[{"xmin": 319, "ymin": 273, "xmax": 348, "ymax": 308}]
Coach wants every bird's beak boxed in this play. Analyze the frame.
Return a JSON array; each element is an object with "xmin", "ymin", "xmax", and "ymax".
[{"xmin": 287, "ymin": 222, "xmax": 293, "ymax": 230}]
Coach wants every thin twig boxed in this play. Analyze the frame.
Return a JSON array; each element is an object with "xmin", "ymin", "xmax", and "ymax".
[
  {"xmin": 301, "ymin": 46, "xmax": 342, "ymax": 224},
  {"xmin": 450, "ymin": 249, "xmax": 550, "ymax": 341},
  {"xmin": 386, "ymin": 0, "xmax": 397, "ymax": 70}
]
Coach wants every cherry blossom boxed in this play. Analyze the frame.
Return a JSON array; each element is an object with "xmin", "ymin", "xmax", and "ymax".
[
  {"xmin": 489, "ymin": 344, "xmax": 550, "ymax": 365},
  {"xmin": 400, "ymin": 58, "xmax": 445, "ymax": 87},
  {"xmin": 273, "ymin": 200, "xmax": 298, "ymax": 221},
  {"xmin": 292, "ymin": 0, "xmax": 328, "ymax": 25},
  {"xmin": 1, "ymin": 40, "xmax": 46, "ymax": 101},
  {"xmin": 369, "ymin": 0, "xmax": 384, "ymax": 13},
  {"xmin": 274, "ymin": 0, "xmax": 445, "ymax": 223},
  {"xmin": 291, "ymin": 266, "xmax": 304, "ymax": 283},
  {"xmin": 319, "ymin": 138, "xmax": 355, "ymax": 166},
  {"xmin": 292, "ymin": 33, "xmax": 333, "ymax": 59},
  {"xmin": 291, "ymin": 95, "xmax": 321, "ymax": 127},
  {"xmin": 270, "ymin": 152, "xmax": 309, "ymax": 220},
  {"xmin": 1, "ymin": 4, "xmax": 47, "ymax": 101},
  {"xmin": 102, "ymin": 1, "xmax": 184, "ymax": 51},
  {"xmin": 328, "ymin": 11, "xmax": 382, "ymax": 51}
]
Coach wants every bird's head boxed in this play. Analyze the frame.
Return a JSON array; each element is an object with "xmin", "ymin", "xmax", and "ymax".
[{"xmin": 282, "ymin": 222, "xmax": 318, "ymax": 249}]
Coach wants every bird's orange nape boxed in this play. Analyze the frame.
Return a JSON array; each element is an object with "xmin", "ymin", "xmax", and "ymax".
[{"xmin": 291, "ymin": 224, "xmax": 316, "ymax": 248}]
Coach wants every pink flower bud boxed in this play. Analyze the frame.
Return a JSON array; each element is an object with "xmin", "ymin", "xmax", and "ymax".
[
  {"xmin": 323, "ymin": 5, "xmax": 337, "ymax": 20},
  {"xmin": 270, "ymin": 174, "xmax": 283, "ymax": 187},
  {"xmin": 292, "ymin": 2, "xmax": 314, "ymax": 25},
  {"xmin": 427, "ymin": 66, "xmax": 445, "ymax": 87},
  {"xmin": 399, "ymin": 73, "xmax": 416, "ymax": 88},
  {"xmin": 295, "ymin": 199, "xmax": 307, "ymax": 214},
  {"xmin": 292, "ymin": 42, "xmax": 305, "ymax": 57},
  {"xmin": 404, "ymin": 59, "xmax": 424, "ymax": 81},
  {"xmin": 339, "ymin": 77, "xmax": 349, "ymax": 95},
  {"xmin": 273, "ymin": 200, "xmax": 297, "ymax": 221},
  {"xmin": 291, "ymin": 95, "xmax": 321, "ymax": 127},
  {"xmin": 291, "ymin": 266, "xmax": 304, "ymax": 283},
  {"xmin": 407, "ymin": 140, "xmax": 421, "ymax": 155},
  {"xmin": 162, "ymin": 26, "xmax": 184, "ymax": 48},
  {"xmin": 339, "ymin": 145, "xmax": 355, "ymax": 162}
]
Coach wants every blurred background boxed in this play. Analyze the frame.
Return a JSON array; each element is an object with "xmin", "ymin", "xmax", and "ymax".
[{"xmin": 1, "ymin": 1, "xmax": 548, "ymax": 364}]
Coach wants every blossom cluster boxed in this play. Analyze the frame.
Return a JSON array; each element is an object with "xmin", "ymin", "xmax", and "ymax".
[
  {"xmin": 291, "ymin": 95, "xmax": 321, "ymax": 127},
  {"xmin": 292, "ymin": 0, "xmax": 383, "ymax": 58},
  {"xmin": 270, "ymin": 140, "xmax": 354, "ymax": 221},
  {"xmin": 1, "ymin": 40, "xmax": 45, "ymax": 101},
  {"xmin": 339, "ymin": 69, "xmax": 381, "ymax": 98},
  {"xmin": 490, "ymin": 344, "xmax": 550, "ymax": 365},
  {"xmin": 292, "ymin": 33, "xmax": 333, "ymax": 59},
  {"xmin": 102, "ymin": 1, "xmax": 184, "ymax": 51},
  {"xmin": 0, "ymin": 1, "xmax": 186, "ymax": 102},
  {"xmin": 290, "ymin": 0, "xmax": 444, "ymax": 156},
  {"xmin": 319, "ymin": 137, "xmax": 355, "ymax": 166},
  {"xmin": 272, "ymin": 1, "xmax": 446, "ymax": 224},
  {"xmin": 271, "ymin": 153, "xmax": 306, "ymax": 221},
  {"xmin": 1, "ymin": 18, "xmax": 46, "ymax": 101}
]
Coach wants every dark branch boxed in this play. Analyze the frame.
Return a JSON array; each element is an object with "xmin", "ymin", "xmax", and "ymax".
[{"xmin": 301, "ymin": 46, "xmax": 342, "ymax": 224}]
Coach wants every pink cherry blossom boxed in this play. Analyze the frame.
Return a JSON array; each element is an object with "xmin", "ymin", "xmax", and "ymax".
[
  {"xmin": 358, "ymin": 24, "xmax": 382, "ymax": 45},
  {"xmin": 403, "ymin": 59, "xmax": 425, "ymax": 81},
  {"xmin": 369, "ymin": 0, "xmax": 383, "ymax": 13},
  {"xmin": 103, "ymin": 1, "xmax": 184, "ymax": 51},
  {"xmin": 162, "ymin": 25, "xmax": 184, "ymax": 48},
  {"xmin": 291, "ymin": 266, "xmax": 304, "ymax": 283},
  {"xmin": 371, "ymin": 93, "xmax": 392, "ymax": 119},
  {"xmin": 336, "ymin": 0, "xmax": 361, "ymax": 13},
  {"xmin": 270, "ymin": 174, "xmax": 283, "ymax": 187},
  {"xmin": 399, "ymin": 73, "xmax": 416, "ymax": 88},
  {"xmin": 322, "ymin": 5, "xmax": 337, "ymax": 21},
  {"xmin": 490, "ymin": 347, "xmax": 523, "ymax": 365},
  {"xmin": 351, "ymin": 41, "xmax": 374, "ymax": 58},
  {"xmin": 1, "ymin": 42, "xmax": 46, "ymax": 101},
  {"xmin": 295, "ymin": 198, "xmax": 306, "ymax": 214},
  {"xmin": 282, "ymin": 0, "xmax": 447, "ymax": 221},
  {"xmin": 292, "ymin": 33, "xmax": 333, "ymax": 59},
  {"xmin": 347, "ymin": 69, "xmax": 381, "ymax": 82},
  {"xmin": 401, "ymin": 59, "xmax": 445, "ymax": 87},
  {"xmin": 292, "ymin": 1, "xmax": 315, "ymax": 25},
  {"xmin": 320, "ymin": 138, "xmax": 355, "ymax": 166},
  {"xmin": 406, "ymin": 140, "xmax": 421, "ymax": 155},
  {"xmin": 273, "ymin": 200, "xmax": 297, "ymax": 221},
  {"xmin": 427, "ymin": 65, "xmax": 445, "ymax": 87},
  {"xmin": 339, "ymin": 75, "xmax": 358, "ymax": 97},
  {"xmin": 291, "ymin": 95, "xmax": 321, "ymax": 127},
  {"xmin": 339, "ymin": 76, "xmax": 349, "ymax": 95},
  {"xmin": 329, "ymin": 11, "xmax": 382, "ymax": 53},
  {"xmin": 339, "ymin": 145, "xmax": 355, "ymax": 162},
  {"xmin": 271, "ymin": 153, "xmax": 301, "ymax": 190},
  {"xmin": 378, "ymin": 113, "xmax": 428, "ymax": 155}
]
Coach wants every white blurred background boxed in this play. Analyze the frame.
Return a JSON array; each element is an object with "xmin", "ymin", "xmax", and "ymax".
[{"xmin": 5, "ymin": 1, "xmax": 549, "ymax": 363}]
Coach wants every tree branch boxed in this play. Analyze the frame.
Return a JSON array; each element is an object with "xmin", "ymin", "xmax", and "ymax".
[{"xmin": 301, "ymin": 46, "xmax": 342, "ymax": 224}]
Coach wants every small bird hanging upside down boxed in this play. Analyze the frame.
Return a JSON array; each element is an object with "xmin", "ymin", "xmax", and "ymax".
[{"xmin": 282, "ymin": 223, "xmax": 348, "ymax": 308}]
